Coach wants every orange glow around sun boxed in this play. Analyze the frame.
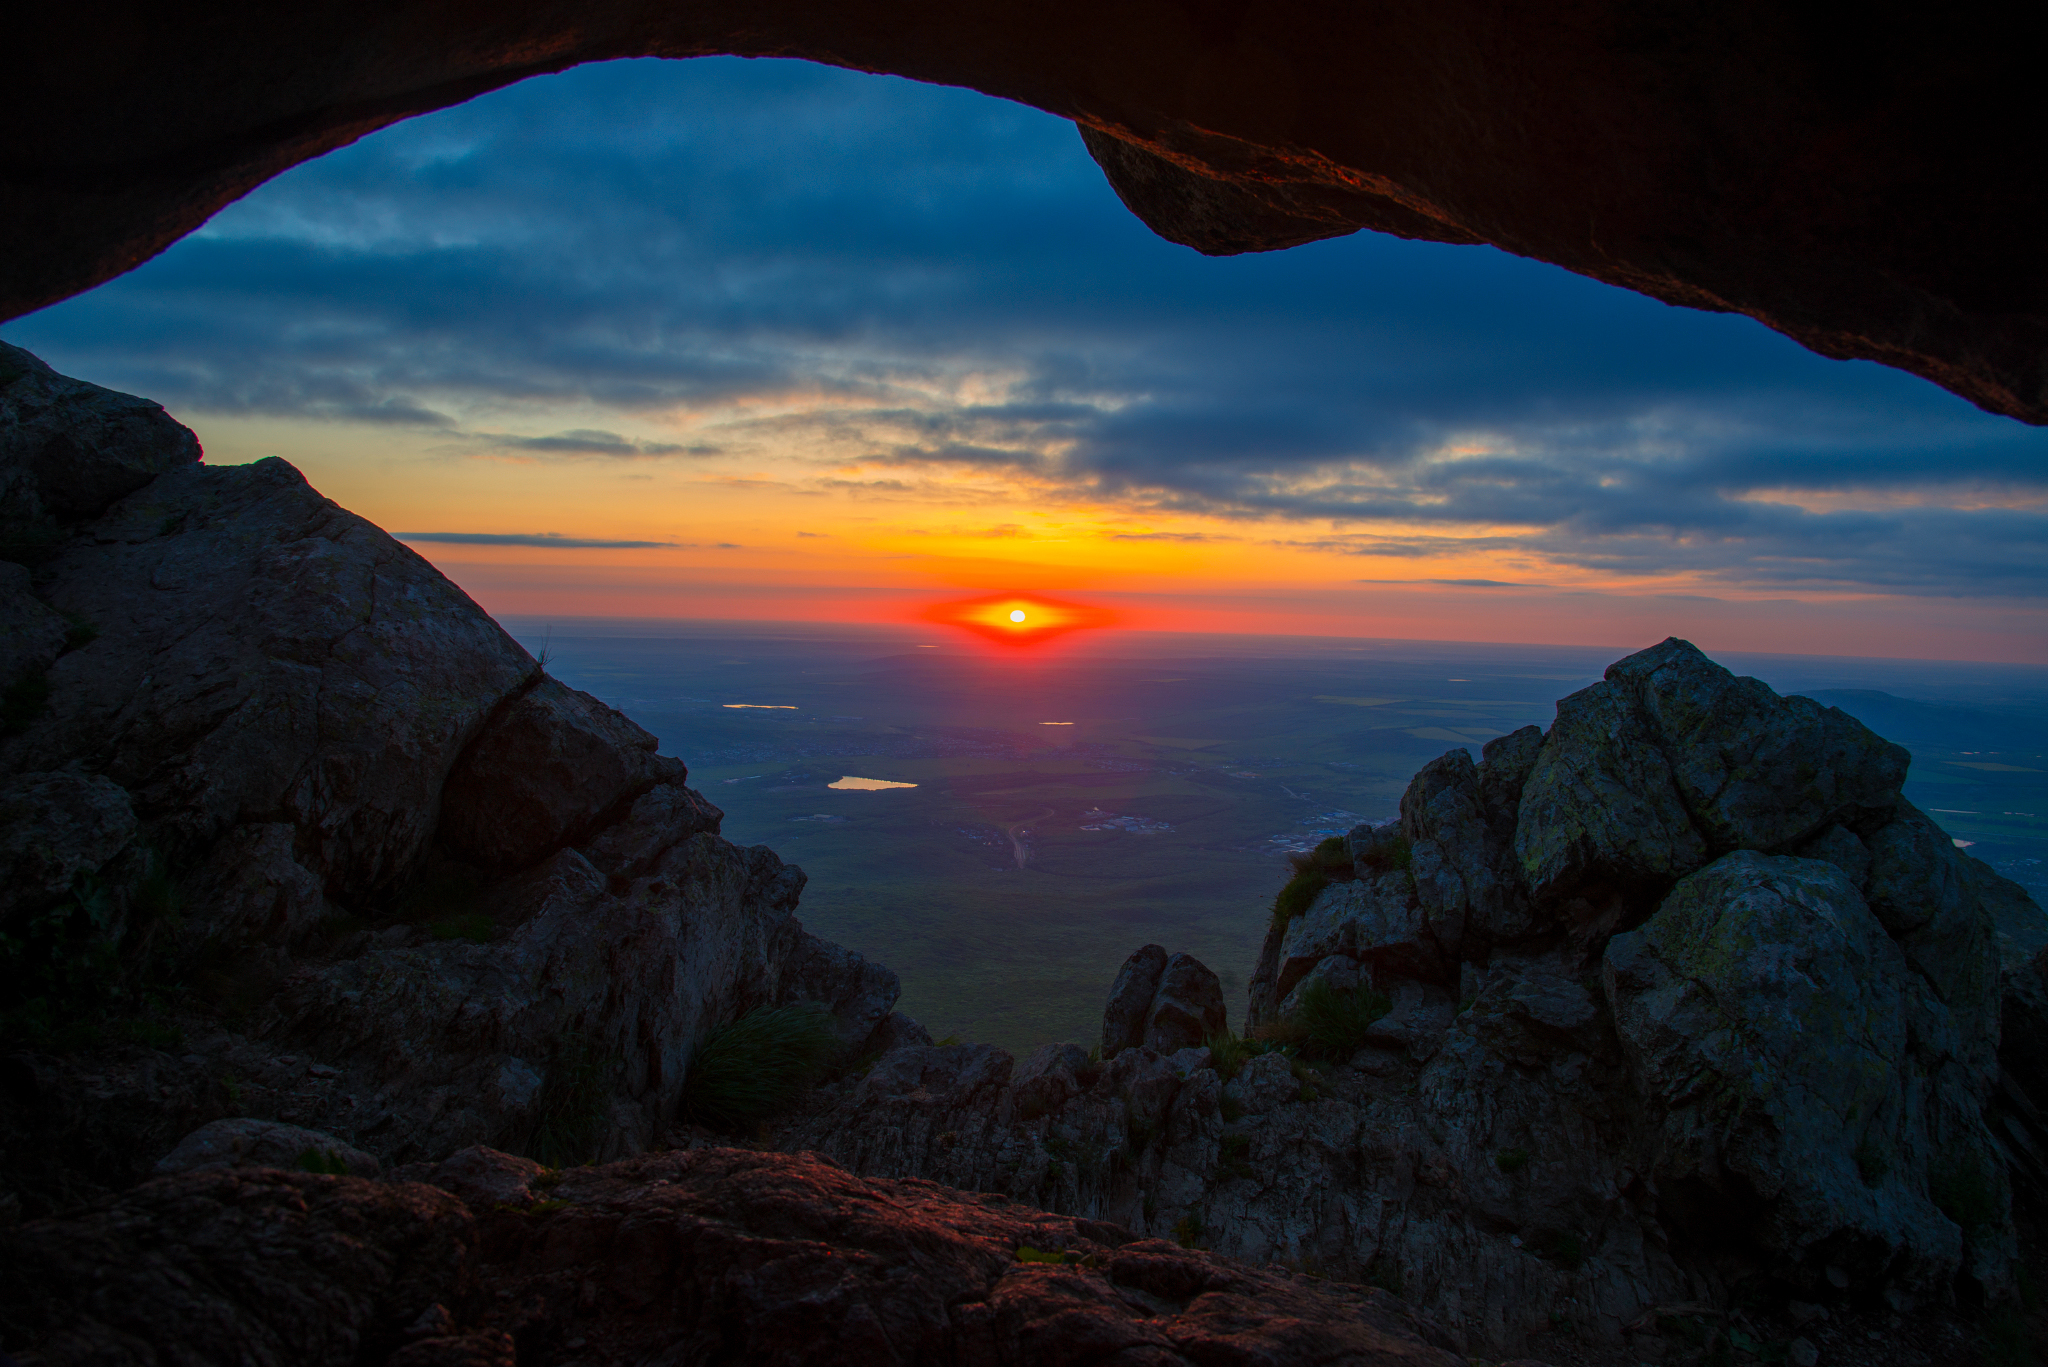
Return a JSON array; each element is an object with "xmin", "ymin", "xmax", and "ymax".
[{"xmin": 918, "ymin": 593, "xmax": 1118, "ymax": 646}]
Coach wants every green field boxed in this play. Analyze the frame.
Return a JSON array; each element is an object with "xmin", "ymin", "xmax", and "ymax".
[{"xmin": 515, "ymin": 621, "xmax": 2048, "ymax": 1054}]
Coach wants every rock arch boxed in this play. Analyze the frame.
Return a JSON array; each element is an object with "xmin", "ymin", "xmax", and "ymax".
[{"xmin": 5, "ymin": 1, "xmax": 2043, "ymax": 422}]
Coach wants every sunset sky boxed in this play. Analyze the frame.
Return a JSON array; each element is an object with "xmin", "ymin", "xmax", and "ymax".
[{"xmin": 7, "ymin": 57, "xmax": 2045, "ymax": 661}]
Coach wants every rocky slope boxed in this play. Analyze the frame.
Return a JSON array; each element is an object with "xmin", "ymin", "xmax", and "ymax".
[
  {"xmin": 0, "ymin": 340, "xmax": 903, "ymax": 1214},
  {"xmin": 1, "ymin": 1144, "xmax": 1480, "ymax": 1367},
  {"xmin": 775, "ymin": 639, "xmax": 2048, "ymax": 1358}
]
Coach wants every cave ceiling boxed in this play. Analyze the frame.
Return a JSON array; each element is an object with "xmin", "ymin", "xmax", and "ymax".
[{"xmin": 5, "ymin": 1, "xmax": 2043, "ymax": 422}]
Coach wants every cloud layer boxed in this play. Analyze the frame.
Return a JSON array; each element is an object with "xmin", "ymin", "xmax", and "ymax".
[{"xmin": 7, "ymin": 56, "xmax": 2044, "ymax": 599}]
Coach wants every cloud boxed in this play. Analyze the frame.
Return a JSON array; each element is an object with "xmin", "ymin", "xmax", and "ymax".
[
  {"xmin": 396, "ymin": 531, "xmax": 681, "ymax": 548},
  {"xmin": 6, "ymin": 54, "xmax": 2044, "ymax": 602},
  {"xmin": 485, "ymin": 428, "xmax": 700, "ymax": 456}
]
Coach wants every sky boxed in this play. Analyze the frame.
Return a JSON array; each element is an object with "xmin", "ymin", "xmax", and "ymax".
[{"xmin": 6, "ymin": 56, "xmax": 2046, "ymax": 662}]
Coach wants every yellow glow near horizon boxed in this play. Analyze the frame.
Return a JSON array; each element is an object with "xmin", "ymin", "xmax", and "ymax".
[{"xmin": 177, "ymin": 411, "xmax": 2048, "ymax": 664}]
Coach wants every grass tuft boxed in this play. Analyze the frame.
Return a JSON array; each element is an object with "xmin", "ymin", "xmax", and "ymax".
[
  {"xmin": 1931, "ymin": 1154, "xmax": 2002, "ymax": 1232},
  {"xmin": 1269, "ymin": 868, "xmax": 1329, "ymax": 931},
  {"xmin": 1496, "ymin": 1147, "xmax": 1530, "ymax": 1174},
  {"xmin": 1855, "ymin": 1136, "xmax": 1890, "ymax": 1187},
  {"xmin": 428, "ymin": 911, "xmax": 496, "ymax": 943},
  {"xmin": 682, "ymin": 1001, "xmax": 840, "ymax": 1131},
  {"xmin": 1290, "ymin": 977, "xmax": 1392, "ymax": 1060},
  {"xmin": 297, "ymin": 1148, "xmax": 351, "ymax": 1175},
  {"xmin": 530, "ymin": 1037, "xmax": 615, "ymax": 1167},
  {"xmin": 1, "ymin": 670, "xmax": 50, "ymax": 734}
]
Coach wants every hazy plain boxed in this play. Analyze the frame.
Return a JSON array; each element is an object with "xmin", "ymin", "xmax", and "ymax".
[{"xmin": 510, "ymin": 619, "xmax": 2048, "ymax": 1053}]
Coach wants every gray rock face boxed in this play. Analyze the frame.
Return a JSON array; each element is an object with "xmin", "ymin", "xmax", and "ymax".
[
  {"xmin": 0, "ymin": 347, "xmax": 909, "ymax": 1193},
  {"xmin": 776, "ymin": 929, "xmax": 903, "ymax": 1062},
  {"xmin": 1605, "ymin": 852, "xmax": 1994, "ymax": 1291},
  {"xmin": 154, "ymin": 1118, "xmax": 379, "ymax": 1177},
  {"xmin": 1144, "ymin": 951, "xmax": 1227, "ymax": 1052},
  {"xmin": 438, "ymin": 676, "xmax": 688, "ymax": 874},
  {"xmin": 6, "ymin": 455, "xmax": 535, "ymax": 902},
  {"xmin": 1513, "ymin": 678, "xmax": 1708, "ymax": 914},
  {"xmin": 1101, "ymin": 943, "xmax": 1168, "ymax": 1057},
  {"xmin": 1402, "ymin": 747, "xmax": 1533, "ymax": 960},
  {"xmin": 0, "ymin": 339, "xmax": 199, "ymax": 540},
  {"xmin": 1605, "ymin": 638, "xmax": 1909, "ymax": 852}
]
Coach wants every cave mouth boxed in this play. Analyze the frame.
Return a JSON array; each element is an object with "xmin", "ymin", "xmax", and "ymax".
[{"xmin": 4, "ymin": 6, "xmax": 2044, "ymax": 422}]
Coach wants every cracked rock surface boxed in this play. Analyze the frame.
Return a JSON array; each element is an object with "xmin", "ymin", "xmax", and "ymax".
[{"xmin": 0, "ymin": 1149, "xmax": 1472, "ymax": 1367}]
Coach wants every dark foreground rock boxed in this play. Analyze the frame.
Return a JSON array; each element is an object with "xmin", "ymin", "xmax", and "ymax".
[{"xmin": 0, "ymin": 1149, "xmax": 1475, "ymax": 1367}]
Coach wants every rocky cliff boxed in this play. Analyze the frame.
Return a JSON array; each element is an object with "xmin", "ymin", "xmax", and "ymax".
[
  {"xmin": 0, "ymin": 339, "xmax": 903, "ymax": 1215},
  {"xmin": 775, "ymin": 639, "xmax": 2048, "ymax": 1358}
]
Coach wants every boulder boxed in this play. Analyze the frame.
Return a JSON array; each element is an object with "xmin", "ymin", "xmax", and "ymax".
[
  {"xmin": 1401, "ymin": 747, "xmax": 1535, "ymax": 960},
  {"xmin": 1513, "ymin": 678, "xmax": 1707, "ymax": 917},
  {"xmin": 1277, "ymin": 872, "xmax": 1442, "ymax": 1003},
  {"xmin": 775, "ymin": 929, "xmax": 903, "ymax": 1062},
  {"xmin": 1009, "ymin": 1042, "xmax": 1094, "ymax": 1121},
  {"xmin": 581, "ymin": 781, "xmax": 723, "ymax": 877},
  {"xmin": 5, "ymin": 453, "xmax": 534, "ymax": 898},
  {"xmin": 1605, "ymin": 639, "xmax": 1909, "ymax": 851},
  {"xmin": 1143, "ymin": 951, "xmax": 1227, "ymax": 1053},
  {"xmin": 1864, "ymin": 800, "xmax": 2002, "ymax": 1075},
  {"xmin": 1100, "ymin": 942, "xmax": 1168, "ymax": 1057},
  {"xmin": 437, "ymin": 675, "xmax": 688, "ymax": 874},
  {"xmin": 0, "ymin": 339, "xmax": 200, "ymax": 538},
  {"xmin": 1603, "ymin": 851, "xmax": 2000, "ymax": 1292},
  {"xmin": 154, "ymin": 1117, "xmax": 379, "ymax": 1177}
]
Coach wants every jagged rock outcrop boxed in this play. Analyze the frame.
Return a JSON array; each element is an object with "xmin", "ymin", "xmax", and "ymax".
[
  {"xmin": 0, "ymin": 1149, "xmax": 1474, "ymax": 1367},
  {"xmin": 4, "ymin": 7, "xmax": 2046, "ymax": 423},
  {"xmin": 776, "ymin": 638, "xmax": 2048, "ymax": 1357},
  {"xmin": 0, "ymin": 345, "xmax": 898, "ymax": 1213}
]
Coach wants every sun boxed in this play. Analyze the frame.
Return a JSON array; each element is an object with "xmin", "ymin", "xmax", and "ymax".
[{"xmin": 919, "ymin": 593, "xmax": 1117, "ymax": 646}]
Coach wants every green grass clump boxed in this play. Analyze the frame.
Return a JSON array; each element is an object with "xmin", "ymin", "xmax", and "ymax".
[
  {"xmin": 530, "ymin": 1038, "xmax": 615, "ymax": 1166},
  {"xmin": 1290, "ymin": 977, "xmax": 1392, "ymax": 1061},
  {"xmin": 1931, "ymin": 1154, "xmax": 2002, "ymax": 1232},
  {"xmin": 682, "ymin": 1002, "xmax": 840, "ymax": 1131},
  {"xmin": 1855, "ymin": 1136, "xmax": 1890, "ymax": 1187},
  {"xmin": 1172, "ymin": 1213, "xmax": 1204, "ymax": 1249},
  {"xmin": 297, "ymin": 1148, "xmax": 351, "ymax": 1175},
  {"xmin": 1541, "ymin": 1231, "xmax": 1584, "ymax": 1271},
  {"xmin": 1206, "ymin": 1029, "xmax": 1258, "ymax": 1084},
  {"xmin": 1269, "ymin": 868, "xmax": 1330, "ymax": 931},
  {"xmin": 1496, "ymin": 1147, "xmax": 1531, "ymax": 1174},
  {"xmin": 1014, "ymin": 1245, "xmax": 1064, "ymax": 1264},
  {"xmin": 1358, "ymin": 833, "xmax": 1412, "ymax": 873},
  {"xmin": 0, "ymin": 670, "xmax": 50, "ymax": 734},
  {"xmin": 428, "ymin": 911, "xmax": 496, "ymax": 943}
]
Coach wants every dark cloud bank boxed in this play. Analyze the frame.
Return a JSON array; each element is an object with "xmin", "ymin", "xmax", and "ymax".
[{"xmin": 7, "ymin": 56, "xmax": 2044, "ymax": 599}]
